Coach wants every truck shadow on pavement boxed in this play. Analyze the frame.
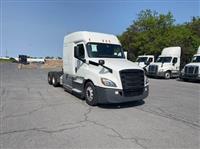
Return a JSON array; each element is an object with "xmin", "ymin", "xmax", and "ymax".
[
  {"xmin": 176, "ymin": 78, "xmax": 200, "ymax": 83},
  {"xmin": 148, "ymin": 77, "xmax": 177, "ymax": 80},
  {"xmin": 98, "ymin": 100, "xmax": 145, "ymax": 109},
  {"xmin": 70, "ymin": 91, "xmax": 145, "ymax": 109}
]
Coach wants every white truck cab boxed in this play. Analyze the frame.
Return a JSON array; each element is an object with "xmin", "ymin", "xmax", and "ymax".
[
  {"xmin": 180, "ymin": 46, "xmax": 200, "ymax": 81},
  {"xmin": 48, "ymin": 31, "xmax": 149, "ymax": 106},
  {"xmin": 147, "ymin": 47, "xmax": 181, "ymax": 79},
  {"xmin": 136, "ymin": 55, "xmax": 154, "ymax": 71}
]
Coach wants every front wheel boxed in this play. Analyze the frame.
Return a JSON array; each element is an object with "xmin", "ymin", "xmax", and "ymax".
[
  {"xmin": 84, "ymin": 82, "xmax": 98, "ymax": 106},
  {"xmin": 164, "ymin": 71, "xmax": 171, "ymax": 79}
]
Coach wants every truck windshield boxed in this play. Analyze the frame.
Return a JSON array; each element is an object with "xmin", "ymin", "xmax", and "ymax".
[
  {"xmin": 136, "ymin": 57, "xmax": 148, "ymax": 62},
  {"xmin": 86, "ymin": 42, "xmax": 125, "ymax": 58},
  {"xmin": 156, "ymin": 57, "xmax": 172, "ymax": 63},
  {"xmin": 191, "ymin": 56, "xmax": 200, "ymax": 63}
]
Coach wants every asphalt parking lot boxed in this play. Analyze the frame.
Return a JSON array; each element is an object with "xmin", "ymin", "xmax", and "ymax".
[{"xmin": 0, "ymin": 63, "xmax": 199, "ymax": 149}]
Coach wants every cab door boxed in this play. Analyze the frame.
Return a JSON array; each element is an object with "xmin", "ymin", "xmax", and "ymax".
[
  {"xmin": 171, "ymin": 57, "xmax": 179, "ymax": 75},
  {"xmin": 73, "ymin": 42, "xmax": 87, "ymax": 92}
]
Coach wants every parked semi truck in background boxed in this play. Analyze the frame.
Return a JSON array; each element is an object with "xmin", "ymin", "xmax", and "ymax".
[
  {"xmin": 147, "ymin": 47, "xmax": 181, "ymax": 79},
  {"xmin": 48, "ymin": 31, "xmax": 149, "ymax": 106},
  {"xmin": 180, "ymin": 46, "xmax": 200, "ymax": 81},
  {"xmin": 136, "ymin": 55, "xmax": 154, "ymax": 71}
]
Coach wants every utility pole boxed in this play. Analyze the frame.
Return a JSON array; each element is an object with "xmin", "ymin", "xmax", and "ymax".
[{"xmin": 5, "ymin": 49, "xmax": 8, "ymax": 57}]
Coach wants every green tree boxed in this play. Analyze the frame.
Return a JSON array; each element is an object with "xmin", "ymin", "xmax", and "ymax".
[{"xmin": 119, "ymin": 9, "xmax": 200, "ymax": 64}]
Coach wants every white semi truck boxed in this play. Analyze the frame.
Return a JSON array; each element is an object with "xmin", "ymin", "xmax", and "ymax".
[
  {"xmin": 180, "ymin": 46, "xmax": 200, "ymax": 81},
  {"xmin": 136, "ymin": 55, "xmax": 154, "ymax": 71},
  {"xmin": 48, "ymin": 31, "xmax": 149, "ymax": 106},
  {"xmin": 147, "ymin": 47, "xmax": 181, "ymax": 79}
]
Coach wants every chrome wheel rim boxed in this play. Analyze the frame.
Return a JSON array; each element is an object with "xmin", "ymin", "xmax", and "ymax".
[
  {"xmin": 165, "ymin": 73, "xmax": 170, "ymax": 79},
  {"xmin": 52, "ymin": 77, "xmax": 55, "ymax": 84},
  {"xmin": 86, "ymin": 86, "xmax": 94, "ymax": 101}
]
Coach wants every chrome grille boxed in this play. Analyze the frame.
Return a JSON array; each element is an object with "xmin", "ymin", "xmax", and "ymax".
[
  {"xmin": 148, "ymin": 65, "xmax": 158, "ymax": 74},
  {"xmin": 184, "ymin": 66, "xmax": 199, "ymax": 77}
]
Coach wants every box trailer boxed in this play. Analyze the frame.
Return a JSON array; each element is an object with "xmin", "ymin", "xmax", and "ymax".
[{"xmin": 48, "ymin": 31, "xmax": 149, "ymax": 106}]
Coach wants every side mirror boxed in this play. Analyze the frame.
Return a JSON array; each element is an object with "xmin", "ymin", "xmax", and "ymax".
[
  {"xmin": 99, "ymin": 60, "xmax": 105, "ymax": 65},
  {"xmin": 144, "ymin": 61, "xmax": 150, "ymax": 66},
  {"xmin": 124, "ymin": 51, "xmax": 128, "ymax": 59}
]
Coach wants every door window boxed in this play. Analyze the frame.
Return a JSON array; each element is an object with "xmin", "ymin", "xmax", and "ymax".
[
  {"xmin": 76, "ymin": 44, "xmax": 85, "ymax": 58},
  {"xmin": 148, "ymin": 57, "xmax": 153, "ymax": 63},
  {"xmin": 172, "ymin": 57, "xmax": 177, "ymax": 64}
]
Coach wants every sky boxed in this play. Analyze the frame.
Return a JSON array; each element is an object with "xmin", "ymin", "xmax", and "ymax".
[{"xmin": 0, "ymin": 0, "xmax": 199, "ymax": 57}]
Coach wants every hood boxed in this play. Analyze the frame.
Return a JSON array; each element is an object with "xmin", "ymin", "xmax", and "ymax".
[
  {"xmin": 149, "ymin": 62, "xmax": 174, "ymax": 72},
  {"xmin": 134, "ymin": 62, "xmax": 146, "ymax": 68},
  {"xmin": 150, "ymin": 62, "xmax": 171, "ymax": 68},
  {"xmin": 185, "ymin": 62, "xmax": 200, "ymax": 67},
  {"xmin": 88, "ymin": 58, "xmax": 143, "ymax": 71}
]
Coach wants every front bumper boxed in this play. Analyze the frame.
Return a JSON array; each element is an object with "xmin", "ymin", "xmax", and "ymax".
[
  {"xmin": 147, "ymin": 71, "xmax": 165, "ymax": 77},
  {"xmin": 96, "ymin": 86, "xmax": 149, "ymax": 104},
  {"xmin": 180, "ymin": 73, "xmax": 200, "ymax": 81}
]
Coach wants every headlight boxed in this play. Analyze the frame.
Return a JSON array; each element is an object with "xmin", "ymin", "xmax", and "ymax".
[
  {"xmin": 144, "ymin": 75, "xmax": 149, "ymax": 86},
  {"xmin": 101, "ymin": 78, "xmax": 117, "ymax": 87}
]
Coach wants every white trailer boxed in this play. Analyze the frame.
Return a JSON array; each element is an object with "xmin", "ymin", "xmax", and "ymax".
[
  {"xmin": 27, "ymin": 58, "xmax": 45, "ymax": 63},
  {"xmin": 147, "ymin": 47, "xmax": 181, "ymax": 79},
  {"xmin": 48, "ymin": 31, "xmax": 149, "ymax": 106},
  {"xmin": 180, "ymin": 46, "xmax": 200, "ymax": 81}
]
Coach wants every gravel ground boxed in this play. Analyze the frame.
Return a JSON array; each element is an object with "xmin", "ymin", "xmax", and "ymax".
[{"xmin": 0, "ymin": 63, "xmax": 200, "ymax": 149}]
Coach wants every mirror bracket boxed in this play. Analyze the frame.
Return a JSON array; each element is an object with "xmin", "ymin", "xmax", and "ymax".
[{"xmin": 99, "ymin": 60, "xmax": 105, "ymax": 65}]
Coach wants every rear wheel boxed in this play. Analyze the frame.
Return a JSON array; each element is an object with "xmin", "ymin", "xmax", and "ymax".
[
  {"xmin": 48, "ymin": 72, "xmax": 52, "ymax": 85},
  {"xmin": 52, "ymin": 73, "xmax": 59, "ymax": 87},
  {"xmin": 164, "ymin": 71, "xmax": 171, "ymax": 79},
  {"xmin": 84, "ymin": 82, "xmax": 98, "ymax": 106}
]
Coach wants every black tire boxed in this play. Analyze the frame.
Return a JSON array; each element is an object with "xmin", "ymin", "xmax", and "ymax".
[
  {"xmin": 84, "ymin": 82, "xmax": 98, "ymax": 106},
  {"xmin": 164, "ymin": 71, "xmax": 171, "ymax": 79},
  {"xmin": 48, "ymin": 72, "xmax": 53, "ymax": 85},
  {"xmin": 52, "ymin": 73, "xmax": 59, "ymax": 87}
]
